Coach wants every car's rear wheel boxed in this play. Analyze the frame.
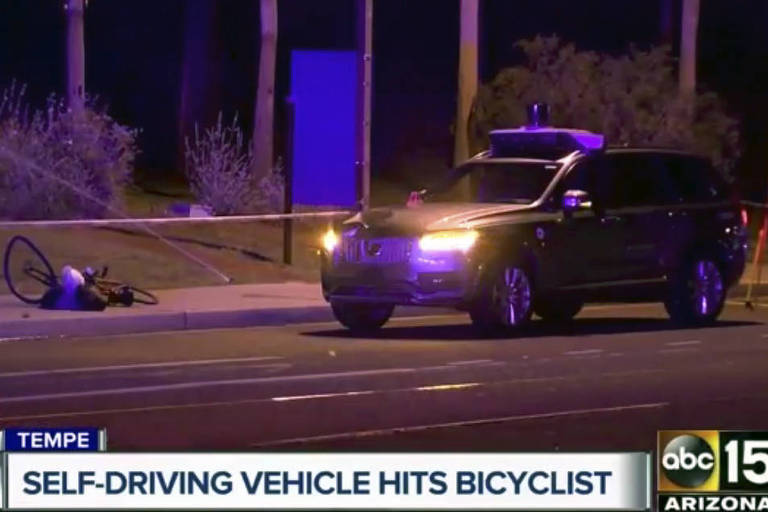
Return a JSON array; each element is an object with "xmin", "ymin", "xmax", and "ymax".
[
  {"xmin": 534, "ymin": 296, "xmax": 583, "ymax": 323},
  {"xmin": 330, "ymin": 301, "xmax": 394, "ymax": 332},
  {"xmin": 470, "ymin": 264, "xmax": 534, "ymax": 331},
  {"xmin": 664, "ymin": 257, "xmax": 725, "ymax": 325}
]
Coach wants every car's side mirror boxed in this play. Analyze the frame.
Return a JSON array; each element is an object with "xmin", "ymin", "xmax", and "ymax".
[{"xmin": 562, "ymin": 190, "xmax": 592, "ymax": 213}]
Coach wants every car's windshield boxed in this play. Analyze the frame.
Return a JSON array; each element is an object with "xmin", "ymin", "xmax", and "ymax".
[{"xmin": 429, "ymin": 161, "xmax": 561, "ymax": 204}]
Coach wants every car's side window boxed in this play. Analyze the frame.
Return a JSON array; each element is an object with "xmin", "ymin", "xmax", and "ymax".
[
  {"xmin": 665, "ymin": 156, "xmax": 727, "ymax": 203},
  {"xmin": 604, "ymin": 154, "xmax": 675, "ymax": 209},
  {"xmin": 549, "ymin": 157, "xmax": 612, "ymax": 211}
]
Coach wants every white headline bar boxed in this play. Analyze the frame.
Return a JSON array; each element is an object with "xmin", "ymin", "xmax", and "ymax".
[{"xmin": 3, "ymin": 452, "xmax": 650, "ymax": 510}]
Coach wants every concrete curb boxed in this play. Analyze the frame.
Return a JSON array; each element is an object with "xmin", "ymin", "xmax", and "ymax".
[
  {"xmin": 0, "ymin": 307, "xmax": 336, "ymax": 339},
  {"xmin": 2, "ymin": 282, "xmax": 767, "ymax": 339}
]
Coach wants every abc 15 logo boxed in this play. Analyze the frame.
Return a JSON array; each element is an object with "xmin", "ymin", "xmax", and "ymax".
[{"xmin": 658, "ymin": 430, "xmax": 768, "ymax": 492}]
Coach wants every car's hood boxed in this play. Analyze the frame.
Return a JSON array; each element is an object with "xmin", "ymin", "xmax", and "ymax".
[{"xmin": 343, "ymin": 202, "xmax": 535, "ymax": 234}]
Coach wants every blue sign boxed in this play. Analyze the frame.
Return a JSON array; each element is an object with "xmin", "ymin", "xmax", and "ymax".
[
  {"xmin": 290, "ymin": 50, "xmax": 358, "ymax": 207},
  {"xmin": 2, "ymin": 427, "xmax": 102, "ymax": 451}
]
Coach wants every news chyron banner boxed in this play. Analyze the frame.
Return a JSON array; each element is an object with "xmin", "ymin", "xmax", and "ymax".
[
  {"xmin": 0, "ymin": 428, "xmax": 107, "ymax": 509},
  {"xmin": 0, "ymin": 427, "xmax": 651, "ymax": 510},
  {"xmin": 658, "ymin": 430, "xmax": 768, "ymax": 511}
]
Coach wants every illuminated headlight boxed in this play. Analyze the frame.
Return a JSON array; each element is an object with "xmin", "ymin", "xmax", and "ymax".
[
  {"xmin": 322, "ymin": 229, "xmax": 339, "ymax": 252},
  {"xmin": 419, "ymin": 230, "xmax": 478, "ymax": 253}
]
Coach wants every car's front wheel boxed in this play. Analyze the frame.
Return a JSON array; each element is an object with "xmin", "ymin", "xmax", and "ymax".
[
  {"xmin": 330, "ymin": 301, "xmax": 394, "ymax": 332},
  {"xmin": 664, "ymin": 257, "xmax": 726, "ymax": 325},
  {"xmin": 470, "ymin": 264, "xmax": 534, "ymax": 331}
]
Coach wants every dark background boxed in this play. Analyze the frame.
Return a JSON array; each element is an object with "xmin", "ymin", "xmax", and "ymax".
[{"xmin": 1, "ymin": 0, "xmax": 767, "ymax": 198}]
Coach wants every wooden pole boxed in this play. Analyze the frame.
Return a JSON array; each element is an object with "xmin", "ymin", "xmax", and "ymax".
[
  {"xmin": 356, "ymin": 0, "xmax": 373, "ymax": 209},
  {"xmin": 253, "ymin": 0, "xmax": 278, "ymax": 180},
  {"xmin": 65, "ymin": 0, "xmax": 86, "ymax": 112},
  {"xmin": 454, "ymin": 0, "xmax": 479, "ymax": 166},
  {"xmin": 679, "ymin": 0, "xmax": 700, "ymax": 95}
]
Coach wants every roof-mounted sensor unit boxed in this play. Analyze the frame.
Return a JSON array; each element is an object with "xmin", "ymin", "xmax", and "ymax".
[
  {"xmin": 488, "ymin": 103, "xmax": 605, "ymax": 159},
  {"xmin": 489, "ymin": 127, "xmax": 605, "ymax": 159}
]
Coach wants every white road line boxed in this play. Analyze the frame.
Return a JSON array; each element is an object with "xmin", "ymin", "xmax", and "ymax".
[
  {"xmin": 0, "ymin": 368, "xmax": 667, "ymax": 421},
  {"xmin": 0, "ymin": 365, "xmax": 458, "ymax": 404},
  {"xmin": 0, "ymin": 356, "xmax": 285, "ymax": 379},
  {"xmin": 658, "ymin": 347, "xmax": 700, "ymax": 354},
  {"xmin": 250, "ymin": 402, "xmax": 670, "ymax": 447},
  {"xmin": 271, "ymin": 390, "xmax": 377, "ymax": 402},
  {"xmin": 563, "ymin": 349, "xmax": 603, "ymax": 356},
  {"xmin": 665, "ymin": 340, "xmax": 702, "ymax": 347},
  {"xmin": 447, "ymin": 359, "xmax": 494, "ymax": 366}
]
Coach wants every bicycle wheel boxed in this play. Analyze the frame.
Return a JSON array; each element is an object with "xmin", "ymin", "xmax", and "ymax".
[
  {"xmin": 129, "ymin": 286, "xmax": 159, "ymax": 306},
  {"xmin": 3, "ymin": 235, "xmax": 57, "ymax": 304}
]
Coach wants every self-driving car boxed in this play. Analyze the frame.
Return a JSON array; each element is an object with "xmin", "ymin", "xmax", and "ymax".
[{"xmin": 320, "ymin": 110, "xmax": 746, "ymax": 332}]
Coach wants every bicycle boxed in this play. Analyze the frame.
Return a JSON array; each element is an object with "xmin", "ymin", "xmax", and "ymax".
[{"xmin": 3, "ymin": 235, "xmax": 158, "ymax": 307}]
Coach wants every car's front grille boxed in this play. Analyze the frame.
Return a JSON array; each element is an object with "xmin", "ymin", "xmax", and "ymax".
[{"xmin": 342, "ymin": 237, "xmax": 412, "ymax": 264}]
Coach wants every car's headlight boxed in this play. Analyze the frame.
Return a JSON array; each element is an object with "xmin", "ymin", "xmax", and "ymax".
[
  {"xmin": 419, "ymin": 230, "xmax": 478, "ymax": 252},
  {"xmin": 322, "ymin": 229, "xmax": 339, "ymax": 252}
]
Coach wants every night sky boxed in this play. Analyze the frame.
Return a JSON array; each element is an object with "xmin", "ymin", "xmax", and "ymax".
[{"xmin": 2, "ymin": 0, "xmax": 768, "ymax": 197}]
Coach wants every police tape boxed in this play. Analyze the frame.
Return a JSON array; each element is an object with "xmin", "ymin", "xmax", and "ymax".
[
  {"xmin": 0, "ymin": 210, "xmax": 353, "ymax": 229},
  {"xmin": 741, "ymin": 200, "xmax": 768, "ymax": 210}
]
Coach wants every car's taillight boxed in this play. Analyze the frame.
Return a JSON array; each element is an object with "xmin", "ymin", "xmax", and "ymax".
[{"xmin": 741, "ymin": 208, "xmax": 749, "ymax": 227}]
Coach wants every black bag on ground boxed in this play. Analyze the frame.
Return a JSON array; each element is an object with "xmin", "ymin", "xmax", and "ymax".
[{"xmin": 40, "ymin": 284, "xmax": 108, "ymax": 311}]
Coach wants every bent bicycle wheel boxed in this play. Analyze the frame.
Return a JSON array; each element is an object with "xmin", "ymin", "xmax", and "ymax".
[
  {"xmin": 130, "ymin": 286, "xmax": 159, "ymax": 306},
  {"xmin": 3, "ymin": 235, "xmax": 57, "ymax": 304}
]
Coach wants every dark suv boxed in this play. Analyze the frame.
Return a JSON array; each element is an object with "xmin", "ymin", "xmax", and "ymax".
[{"xmin": 320, "ymin": 128, "xmax": 746, "ymax": 332}]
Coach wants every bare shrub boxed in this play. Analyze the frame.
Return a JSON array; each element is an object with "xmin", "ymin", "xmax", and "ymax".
[
  {"xmin": 184, "ymin": 113, "xmax": 284, "ymax": 215},
  {"xmin": 0, "ymin": 83, "xmax": 139, "ymax": 220}
]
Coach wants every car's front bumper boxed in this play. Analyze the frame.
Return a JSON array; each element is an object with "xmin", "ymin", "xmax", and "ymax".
[{"xmin": 320, "ymin": 244, "xmax": 479, "ymax": 307}]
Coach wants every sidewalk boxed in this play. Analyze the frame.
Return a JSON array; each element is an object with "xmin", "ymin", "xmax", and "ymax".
[
  {"xmin": 0, "ymin": 282, "xmax": 334, "ymax": 338},
  {"xmin": 2, "ymin": 272, "xmax": 768, "ymax": 339}
]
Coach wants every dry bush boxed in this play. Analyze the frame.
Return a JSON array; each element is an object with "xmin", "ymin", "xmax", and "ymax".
[
  {"xmin": 0, "ymin": 83, "xmax": 138, "ymax": 220},
  {"xmin": 184, "ymin": 113, "xmax": 284, "ymax": 215}
]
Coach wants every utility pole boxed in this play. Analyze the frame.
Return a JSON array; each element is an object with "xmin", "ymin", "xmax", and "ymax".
[
  {"xmin": 253, "ymin": 0, "xmax": 278, "ymax": 181},
  {"xmin": 356, "ymin": 0, "xmax": 373, "ymax": 209},
  {"xmin": 679, "ymin": 0, "xmax": 700, "ymax": 95},
  {"xmin": 454, "ymin": 0, "xmax": 479, "ymax": 166},
  {"xmin": 65, "ymin": 0, "xmax": 86, "ymax": 112}
]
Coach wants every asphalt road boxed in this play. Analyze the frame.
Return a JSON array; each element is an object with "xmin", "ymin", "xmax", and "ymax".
[{"xmin": 1, "ymin": 301, "xmax": 768, "ymax": 452}]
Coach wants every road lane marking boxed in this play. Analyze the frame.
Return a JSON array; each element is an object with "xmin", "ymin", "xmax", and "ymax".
[
  {"xmin": 665, "ymin": 340, "xmax": 701, "ymax": 347},
  {"xmin": 0, "ymin": 369, "xmax": 667, "ymax": 421},
  {"xmin": 415, "ymin": 382, "xmax": 481, "ymax": 392},
  {"xmin": 658, "ymin": 347, "xmax": 700, "ymax": 354},
  {"xmin": 563, "ymin": 349, "xmax": 603, "ymax": 356},
  {"xmin": 250, "ymin": 402, "xmax": 670, "ymax": 447},
  {"xmin": 0, "ymin": 336, "xmax": 51, "ymax": 343},
  {"xmin": 0, "ymin": 356, "xmax": 285, "ymax": 379},
  {"xmin": 447, "ymin": 359, "xmax": 494, "ymax": 366},
  {"xmin": 0, "ymin": 365, "xmax": 460, "ymax": 404},
  {"xmin": 271, "ymin": 390, "xmax": 376, "ymax": 402}
]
